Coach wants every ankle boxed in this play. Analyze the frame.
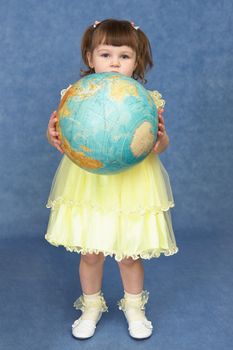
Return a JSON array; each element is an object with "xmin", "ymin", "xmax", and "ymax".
[
  {"xmin": 73, "ymin": 290, "xmax": 108, "ymax": 316},
  {"xmin": 83, "ymin": 290, "xmax": 101, "ymax": 299},
  {"xmin": 118, "ymin": 290, "xmax": 150, "ymax": 322}
]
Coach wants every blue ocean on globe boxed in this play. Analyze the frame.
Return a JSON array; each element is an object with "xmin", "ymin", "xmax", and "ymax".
[{"xmin": 57, "ymin": 72, "xmax": 158, "ymax": 175}]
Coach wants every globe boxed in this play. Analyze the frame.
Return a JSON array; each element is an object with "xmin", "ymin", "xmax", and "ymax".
[{"xmin": 57, "ymin": 72, "xmax": 158, "ymax": 175}]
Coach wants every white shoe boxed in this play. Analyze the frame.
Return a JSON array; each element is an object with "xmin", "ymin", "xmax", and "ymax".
[
  {"xmin": 72, "ymin": 312, "xmax": 102, "ymax": 339},
  {"xmin": 127, "ymin": 318, "xmax": 153, "ymax": 339},
  {"xmin": 117, "ymin": 290, "xmax": 153, "ymax": 339},
  {"xmin": 72, "ymin": 291, "xmax": 108, "ymax": 339}
]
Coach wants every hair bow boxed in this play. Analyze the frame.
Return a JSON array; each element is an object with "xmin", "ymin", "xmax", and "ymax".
[
  {"xmin": 93, "ymin": 21, "xmax": 101, "ymax": 28},
  {"xmin": 131, "ymin": 21, "xmax": 140, "ymax": 30}
]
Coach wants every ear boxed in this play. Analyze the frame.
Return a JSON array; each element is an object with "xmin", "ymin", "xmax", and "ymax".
[{"xmin": 86, "ymin": 51, "xmax": 93, "ymax": 68}]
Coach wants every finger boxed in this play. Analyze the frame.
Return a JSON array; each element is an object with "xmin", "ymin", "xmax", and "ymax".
[
  {"xmin": 158, "ymin": 115, "xmax": 165, "ymax": 126},
  {"xmin": 54, "ymin": 140, "xmax": 62, "ymax": 146},
  {"xmin": 48, "ymin": 127, "xmax": 57, "ymax": 136},
  {"xmin": 159, "ymin": 123, "xmax": 166, "ymax": 132},
  {"xmin": 158, "ymin": 108, "xmax": 164, "ymax": 116},
  {"xmin": 50, "ymin": 112, "xmax": 57, "ymax": 121},
  {"xmin": 49, "ymin": 119, "xmax": 58, "ymax": 130},
  {"xmin": 153, "ymin": 139, "xmax": 160, "ymax": 149},
  {"xmin": 159, "ymin": 114, "xmax": 165, "ymax": 124},
  {"xmin": 50, "ymin": 131, "xmax": 59, "ymax": 137},
  {"xmin": 56, "ymin": 145, "xmax": 64, "ymax": 153},
  {"xmin": 50, "ymin": 114, "xmax": 58, "ymax": 122},
  {"xmin": 157, "ymin": 131, "xmax": 164, "ymax": 138},
  {"xmin": 48, "ymin": 118, "xmax": 56, "ymax": 128},
  {"xmin": 52, "ymin": 117, "xmax": 58, "ymax": 125}
]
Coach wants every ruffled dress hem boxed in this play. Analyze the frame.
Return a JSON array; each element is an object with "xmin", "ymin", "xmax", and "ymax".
[
  {"xmin": 44, "ymin": 235, "xmax": 179, "ymax": 262},
  {"xmin": 46, "ymin": 197, "xmax": 175, "ymax": 215}
]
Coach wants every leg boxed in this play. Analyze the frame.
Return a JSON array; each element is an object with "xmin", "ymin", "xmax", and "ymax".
[
  {"xmin": 117, "ymin": 257, "xmax": 153, "ymax": 339},
  {"xmin": 79, "ymin": 252, "xmax": 105, "ymax": 294},
  {"xmin": 72, "ymin": 253, "xmax": 107, "ymax": 339},
  {"xmin": 117, "ymin": 257, "xmax": 144, "ymax": 293}
]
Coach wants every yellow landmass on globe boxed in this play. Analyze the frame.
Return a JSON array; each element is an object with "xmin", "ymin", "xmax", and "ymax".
[
  {"xmin": 80, "ymin": 145, "xmax": 92, "ymax": 152},
  {"xmin": 62, "ymin": 138, "xmax": 103, "ymax": 169},
  {"xmin": 75, "ymin": 81, "xmax": 102, "ymax": 100},
  {"xmin": 108, "ymin": 78, "xmax": 139, "ymax": 101},
  {"xmin": 58, "ymin": 81, "xmax": 102, "ymax": 119},
  {"xmin": 130, "ymin": 122, "xmax": 154, "ymax": 157},
  {"xmin": 58, "ymin": 85, "xmax": 77, "ymax": 117}
]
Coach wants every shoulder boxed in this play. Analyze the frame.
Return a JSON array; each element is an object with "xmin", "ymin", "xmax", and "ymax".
[
  {"xmin": 60, "ymin": 84, "xmax": 72, "ymax": 99},
  {"xmin": 147, "ymin": 90, "xmax": 166, "ymax": 109}
]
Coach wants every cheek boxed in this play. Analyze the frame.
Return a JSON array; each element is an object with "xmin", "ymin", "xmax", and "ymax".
[{"xmin": 94, "ymin": 63, "xmax": 104, "ymax": 73}]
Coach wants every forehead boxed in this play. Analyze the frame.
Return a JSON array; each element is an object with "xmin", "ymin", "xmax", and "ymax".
[{"xmin": 95, "ymin": 45, "xmax": 135, "ymax": 53}]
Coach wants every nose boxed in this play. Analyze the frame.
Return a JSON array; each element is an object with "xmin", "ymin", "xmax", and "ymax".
[{"xmin": 110, "ymin": 56, "xmax": 120, "ymax": 67}]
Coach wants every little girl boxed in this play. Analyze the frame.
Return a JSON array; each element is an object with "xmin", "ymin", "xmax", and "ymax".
[{"xmin": 45, "ymin": 18, "xmax": 179, "ymax": 340}]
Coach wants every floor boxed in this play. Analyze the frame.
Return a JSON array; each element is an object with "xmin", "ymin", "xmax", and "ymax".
[{"xmin": 0, "ymin": 231, "xmax": 232, "ymax": 350}]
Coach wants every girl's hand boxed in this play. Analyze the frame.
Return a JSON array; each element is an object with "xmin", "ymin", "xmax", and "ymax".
[
  {"xmin": 47, "ymin": 111, "xmax": 64, "ymax": 153},
  {"xmin": 153, "ymin": 108, "xmax": 169, "ymax": 154}
]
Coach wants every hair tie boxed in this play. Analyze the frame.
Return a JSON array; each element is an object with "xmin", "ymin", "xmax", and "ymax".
[
  {"xmin": 92, "ymin": 20, "xmax": 139, "ymax": 30},
  {"xmin": 131, "ymin": 21, "xmax": 140, "ymax": 30},
  {"xmin": 93, "ymin": 20, "xmax": 101, "ymax": 28}
]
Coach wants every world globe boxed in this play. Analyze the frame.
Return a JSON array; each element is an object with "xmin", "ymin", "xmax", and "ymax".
[{"xmin": 57, "ymin": 72, "xmax": 158, "ymax": 175}]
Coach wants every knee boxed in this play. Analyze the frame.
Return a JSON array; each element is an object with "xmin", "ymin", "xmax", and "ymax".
[
  {"xmin": 118, "ymin": 257, "xmax": 137, "ymax": 269},
  {"xmin": 81, "ymin": 252, "xmax": 105, "ymax": 266}
]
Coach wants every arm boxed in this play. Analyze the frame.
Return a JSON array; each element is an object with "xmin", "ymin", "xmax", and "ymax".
[{"xmin": 153, "ymin": 108, "xmax": 170, "ymax": 154}]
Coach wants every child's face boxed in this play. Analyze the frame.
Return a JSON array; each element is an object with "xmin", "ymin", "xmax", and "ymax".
[{"xmin": 87, "ymin": 45, "xmax": 137, "ymax": 77}]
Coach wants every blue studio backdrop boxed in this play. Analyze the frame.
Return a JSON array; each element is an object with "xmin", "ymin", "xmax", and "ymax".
[
  {"xmin": 0, "ymin": 1, "xmax": 233, "ymax": 350},
  {"xmin": 1, "ymin": 0, "xmax": 232, "ymax": 240}
]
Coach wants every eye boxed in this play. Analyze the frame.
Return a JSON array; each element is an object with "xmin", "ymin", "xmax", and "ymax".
[
  {"xmin": 121, "ymin": 55, "xmax": 130, "ymax": 59},
  {"xmin": 101, "ymin": 53, "xmax": 110, "ymax": 58}
]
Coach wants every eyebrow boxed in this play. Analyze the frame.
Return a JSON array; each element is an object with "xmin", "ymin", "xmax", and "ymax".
[{"xmin": 97, "ymin": 48, "xmax": 134, "ymax": 54}]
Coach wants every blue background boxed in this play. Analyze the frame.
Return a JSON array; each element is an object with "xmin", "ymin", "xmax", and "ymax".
[
  {"xmin": 0, "ymin": 1, "xmax": 232, "ymax": 349},
  {"xmin": 1, "ymin": 0, "xmax": 232, "ymax": 238}
]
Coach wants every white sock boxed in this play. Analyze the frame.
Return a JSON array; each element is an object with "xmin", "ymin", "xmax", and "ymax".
[
  {"xmin": 123, "ymin": 291, "xmax": 147, "ymax": 322},
  {"xmin": 81, "ymin": 290, "xmax": 103, "ymax": 321}
]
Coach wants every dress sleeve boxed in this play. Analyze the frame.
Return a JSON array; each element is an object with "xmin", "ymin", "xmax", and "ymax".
[
  {"xmin": 60, "ymin": 84, "xmax": 72, "ymax": 99},
  {"xmin": 148, "ymin": 90, "xmax": 166, "ymax": 109}
]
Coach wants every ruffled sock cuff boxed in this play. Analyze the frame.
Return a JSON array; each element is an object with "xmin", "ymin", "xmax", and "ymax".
[
  {"xmin": 73, "ymin": 291, "xmax": 108, "ymax": 313},
  {"xmin": 118, "ymin": 290, "xmax": 149, "ymax": 311}
]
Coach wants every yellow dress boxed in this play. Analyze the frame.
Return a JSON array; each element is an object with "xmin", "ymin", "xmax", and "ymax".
[{"xmin": 45, "ymin": 88, "xmax": 179, "ymax": 261}]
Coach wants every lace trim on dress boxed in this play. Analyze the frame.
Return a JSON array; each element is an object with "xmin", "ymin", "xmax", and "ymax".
[
  {"xmin": 44, "ymin": 237, "xmax": 179, "ymax": 261},
  {"xmin": 60, "ymin": 85, "xmax": 72, "ymax": 98},
  {"xmin": 148, "ymin": 90, "xmax": 166, "ymax": 109},
  {"xmin": 73, "ymin": 293, "xmax": 108, "ymax": 313},
  {"xmin": 46, "ymin": 197, "xmax": 174, "ymax": 215}
]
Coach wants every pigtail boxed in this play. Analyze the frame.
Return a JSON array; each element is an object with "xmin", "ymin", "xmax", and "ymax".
[
  {"xmin": 80, "ymin": 25, "xmax": 96, "ymax": 77},
  {"xmin": 133, "ymin": 29, "xmax": 153, "ymax": 84}
]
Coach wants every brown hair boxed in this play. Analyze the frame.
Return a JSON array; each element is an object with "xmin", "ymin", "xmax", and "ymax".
[{"xmin": 80, "ymin": 19, "xmax": 153, "ymax": 84}]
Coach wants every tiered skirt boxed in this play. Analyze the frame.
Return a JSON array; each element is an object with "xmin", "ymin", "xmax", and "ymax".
[{"xmin": 45, "ymin": 152, "xmax": 178, "ymax": 261}]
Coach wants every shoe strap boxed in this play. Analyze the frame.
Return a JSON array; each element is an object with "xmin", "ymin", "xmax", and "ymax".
[
  {"xmin": 129, "ymin": 319, "xmax": 153, "ymax": 330},
  {"xmin": 72, "ymin": 318, "xmax": 97, "ymax": 329}
]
